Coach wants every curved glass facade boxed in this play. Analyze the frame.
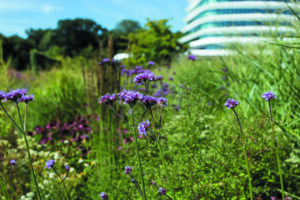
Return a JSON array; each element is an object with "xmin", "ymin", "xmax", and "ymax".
[{"xmin": 180, "ymin": 0, "xmax": 299, "ymax": 56}]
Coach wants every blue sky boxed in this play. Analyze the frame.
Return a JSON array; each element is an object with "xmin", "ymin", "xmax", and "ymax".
[{"xmin": 0, "ymin": 0, "xmax": 188, "ymax": 38}]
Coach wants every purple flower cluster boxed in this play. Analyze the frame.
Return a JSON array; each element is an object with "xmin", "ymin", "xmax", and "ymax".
[
  {"xmin": 118, "ymin": 90, "xmax": 143, "ymax": 106},
  {"xmin": 138, "ymin": 120, "xmax": 150, "ymax": 136},
  {"xmin": 141, "ymin": 95, "xmax": 157, "ymax": 108},
  {"xmin": 158, "ymin": 187, "xmax": 167, "ymax": 195},
  {"xmin": 153, "ymin": 83, "xmax": 171, "ymax": 97},
  {"xmin": 224, "ymin": 98, "xmax": 239, "ymax": 109},
  {"xmin": 262, "ymin": 91, "xmax": 277, "ymax": 101},
  {"xmin": 134, "ymin": 72, "xmax": 156, "ymax": 85},
  {"xmin": 157, "ymin": 97, "xmax": 168, "ymax": 107},
  {"xmin": 124, "ymin": 166, "xmax": 133, "ymax": 174},
  {"xmin": 65, "ymin": 165, "xmax": 70, "ymax": 171},
  {"xmin": 98, "ymin": 94, "xmax": 116, "ymax": 106},
  {"xmin": 102, "ymin": 58, "xmax": 115, "ymax": 63},
  {"xmin": 10, "ymin": 160, "xmax": 15, "ymax": 166},
  {"xmin": 188, "ymin": 54, "xmax": 196, "ymax": 61},
  {"xmin": 148, "ymin": 61, "xmax": 155, "ymax": 66},
  {"xmin": 31, "ymin": 115, "xmax": 93, "ymax": 145},
  {"xmin": 121, "ymin": 66, "xmax": 151, "ymax": 77},
  {"xmin": 100, "ymin": 192, "xmax": 108, "ymax": 200},
  {"xmin": 0, "ymin": 89, "xmax": 34, "ymax": 104},
  {"xmin": 45, "ymin": 160, "xmax": 55, "ymax": 169}
]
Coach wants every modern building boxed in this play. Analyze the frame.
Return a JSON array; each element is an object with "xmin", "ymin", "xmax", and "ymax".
[{"xmin": 180, "ymin": 0, "xmax": 299, "ymax": 56}]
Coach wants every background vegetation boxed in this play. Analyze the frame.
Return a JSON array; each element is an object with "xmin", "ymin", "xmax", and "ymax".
[{"xmin": 0, "ymin": 16, "xmax": 300, "ymax": 200}]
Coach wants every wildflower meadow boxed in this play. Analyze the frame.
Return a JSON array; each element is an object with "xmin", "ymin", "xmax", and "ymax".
[{"xmin": 1, "ymin": 17, "xmax": 300, "ymax": 200}]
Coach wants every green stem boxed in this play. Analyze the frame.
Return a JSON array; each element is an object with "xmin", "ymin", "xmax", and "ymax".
[
  {"xmin": 131, "ymin": 108, "xmax": 146, "ymax": 200},
  {"xmin": 151, "ymin": 107, "xmax": 176, "ymax": 200},
  {"xmin": 16, "ymin": 103, "xmax": 42, "ymax": 200},
  {"xmin": 268, "ymin": 100, "xmax": 285, "ymax": 200},
  {"xmin": 53, "ymin": 167, "xmax": 70, "ymax": 200},
  {"xmin": 0, "ymin": 103, "xmax": 23, "ymax": 133},
  {"xmin": 232, "ymin": 108, "xmax": 253, "ymax": 200}
]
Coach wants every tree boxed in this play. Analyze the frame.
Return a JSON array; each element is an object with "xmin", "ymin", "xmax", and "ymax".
[
  {"xmin": 128, "ymin": 19, "xmax": 187, "ymax": 65},
  {"xmin": 112, "ymin": 19, "xmax": 141, "ymax": 53}
]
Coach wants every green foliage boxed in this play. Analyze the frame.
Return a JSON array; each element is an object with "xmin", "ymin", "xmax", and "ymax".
[
  {"xmin": 30, "ymin": 49, "xmax": 61, "ymax": 71},
  {"xmin": 127, "ymin": 19, "xmax": 188, "ymax": 65}
]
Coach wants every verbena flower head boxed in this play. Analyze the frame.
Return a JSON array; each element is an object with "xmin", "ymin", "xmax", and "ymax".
[
  {"xmin": 142, "ymin": 95, "xmax": 157, "ymax": 108},
  {"xmin": 98, "ymin": 93, "xmax": 116, "ymax": 106},
  {"xmin": 224, "ymin": 98, "xmax": 239, "ymax": 109},
  {"xmin": 0, "ymin": 91, "xmax": 6, "ymax": 101},
  {"xmin": 100, "ymin": 192, "xmax": 108, "ymax": 200},
  {"xmin": 10, "ymin": 160, "xmax": 15, "ymax": 166},
  {"xmin": 152, "ymin": 181, "xmax": 156, "ymax": 186},
  {"xmin": 118, "ymin": 90, "xmax": 143, "ymax": 107},
  {"xmin": 65, "ymin": 166, "xmax": 70, "ymax": 171},
  {"xmin": 155, "ymin": 75, "xmax": 163, "ymax": 81},
  {"xmin": 135, "ymin": 72, "xmax": 155, "ymax": 85},
  {"xmin": 124, "ymin": 166, "xmax": 133, "ymax": 174},
  {"xmin": 262, "ymin": 91, "xmax": 277, "ymax": 101},
  {"xmin": 19, "ymin": 95, "xmax": 34, "ymax": 104},
  {"xmin": 158, "ymin": 187, "xmax": 167, "ymax": 195},
  {"xmin": 138, "ymin": 120, "xmax": 150, "ymax": 136},
  {"xmin": 148, "ymin": 61, "xmax": 155, "ymax": 66},
  {"xmin": 45, "ymin": 160, "xmax": 55, "ymax": 169},
  {"xmin": 157, "ymin": 97, "xmax": 168, "ymax": 107},
  {"xmin": 5, "ymin": 89, "xmax": 27, "ymax": 103},
  {"xmin": 188, "ymin": 54, "xmax": 196, "ymax": 61},
  {"xmin": 102, "ymin": 58, "xmax": 109, "ymax": 63}
]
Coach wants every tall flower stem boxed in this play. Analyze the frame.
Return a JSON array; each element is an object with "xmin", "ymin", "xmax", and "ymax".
[
  {"xmin": 16, "ymin": 103, "xmax": 42, "ymax": 200},
  {"xmin": 131, "ymin": 108, "xmax": 146, "ymax": 200},
  {"xmin": 52, "ymin": 167, "xmax": 70, "ymax": 200},
  {"xmin": 130, "ymin": 173, "xmax": 143, "ymax": 197},
  {"xmin": 268, "ymin": 100, "xmax": 285, "ymax": 200},
  {"xmin": 232, "ymin": 108, "xmax": 253, "ymax": 200},
  {"xmin": 150, "ymin": 107, "xmax": 176, "ymax": 200}
]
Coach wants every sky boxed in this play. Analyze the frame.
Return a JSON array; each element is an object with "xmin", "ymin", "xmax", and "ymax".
[{"xmin": 0, "ymin": 0, "xmax": 188, "ymax": 38}]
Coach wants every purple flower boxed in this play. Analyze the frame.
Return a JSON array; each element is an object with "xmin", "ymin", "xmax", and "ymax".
[
  {"xmin": 100, "ymin": 192, "xmax": 108, "ymax": 200},
  {"xmin": 224, "ymin": 98, "xmax": 239, "ymax": 109},
  {"xmin": 19, "ymin": 95, "xmax": 34, "ymax": 104},
  {"xmin": 262, "ymin": 91, "xmax": 277, "ymax": 101},
  {"xmin": 157, "ymin": 97, "xmax": 168, "ymax": 107},
  {"xmin": 118, "ymin": 90, "xmax": 143, "ymax": 107},
  {"xmin": 65, "ymin": 166, "xmax": 70, "ymax": 171},
  {"xmin": 98, "ymin": 62, "xmax": 101, "ymax": 65},
  {"xmin": 135, "ymin": 73, "xmax": 155, "ymax": 85},
  {"xmin": 10, "ymin": 160, "xmax": 15, "ymax": 166},
  {"xmin": 45, "ymin": 160, "xmax": 55, "ymax": 169},
  {"xmin": 98, "ymin": 93, "xmax": 116, "ymax": 106},
  {"xmin": 188, "ymin": 54, "xmax": 196, "ymax": 61},
  {"xmin": 141, "ymin": 95, "xmax": 157, "ymax": 108},
  {"xmin": 102, "ymin": 58, "xmax": 109, "ymax": 63},
  {"xmin": 138, "ymin": 120, "xmax": 150, "ymax": 136},
  {"xmin": 155, "ymin": 75, "xmax": 163, "ymax": 81},
  {"xmin": 0, "ymin": 91, "xmax": 6, "ymax": 101},
  {"xmin": 158, "ymin": 187, "xmax": 167, "ymax": 195},
  {"xmin": 148, "ymin": 61, "xmax": 155, "ymax": 66},
  {"xmin": 169, "ymin": 77, "xmax": 173, "ymax": 81},
  {"xmin": 5, "ymin": 89, "xmax": 26, "ymax": 103},
  {"xmin": 152, "ymin": 181, "xmax": 156, "ymax": 186},
  {"xmin": 124, "ymin": 166, "xmax": 133, "ymax": 174}
]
